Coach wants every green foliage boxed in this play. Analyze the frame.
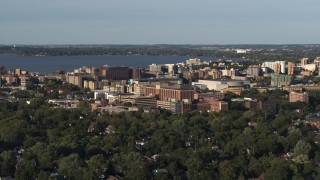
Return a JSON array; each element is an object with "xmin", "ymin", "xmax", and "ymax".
[
  {"xmin": 265, "ymin": 159, "xmax": 292, "ymax": 180},
  {"xmin": 15, "ymin": 160, "xmax": 37, "ymax": 180},
  {"xmin": 219, "ymin": 160, "xmax": 237, "ymax": 180},
  {"xmin": 294, "ymin": 140, "xmax": 312, "ymax": 159},
  {"xmin": 0, "ymin": 151, "xmax": 16, "ymax": 177},
  {"xmin": 25, "ymin": 81, "xmax": 36, "ymax": 90},
  {"xmin": 12, "ymin": 90, "xmax": 33, "ymax": 99},
  {"xmin": 0, "ymin": 119, "xmax": 26, "ymax": 147},
  {"xmin": 36, "ymin": 172, "xmax": 51, "ymax": 180},
  {"xmin": 58, "ymin": 154, "xmax": 85, "ymax": 180}
]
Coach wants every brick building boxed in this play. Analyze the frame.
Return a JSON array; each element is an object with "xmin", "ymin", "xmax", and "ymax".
[
  {"xmin": 245, "ymin": 99, "xmax": 277, "ymax": 111},
  {"xmin": 204, "ymin": 97, "xmax": 228, "ymax": 112},
  {"xmin": 100, "ymin": 66, "xmax": 129, "ymax": 80},
  {"xmin": 287, "ymin": 62, "xmax": 295, "ymax": 75},
  {"xmin": 193, "ymin": 100, "xmax": 211, "ymax": 112},
  {"xmin": 145, "ymin": 83, "xmax": 194, "ymax": 101}
]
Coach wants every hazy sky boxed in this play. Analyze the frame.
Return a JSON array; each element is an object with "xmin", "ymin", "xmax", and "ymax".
[{"xmin": 0, "ymin": 0, "xmax": 319, "ymax": 44}]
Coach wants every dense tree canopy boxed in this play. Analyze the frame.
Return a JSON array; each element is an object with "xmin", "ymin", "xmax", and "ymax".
[{"xmin": 1, "ymin": 81, "xmax": 320, "ymax": 179}]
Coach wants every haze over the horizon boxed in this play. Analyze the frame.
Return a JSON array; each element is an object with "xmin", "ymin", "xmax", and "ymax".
[{"xmin": 1, "ymin": 0, "xmax": 319, "ymax": 45}]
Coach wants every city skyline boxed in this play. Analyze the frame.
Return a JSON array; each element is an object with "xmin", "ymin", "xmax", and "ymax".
[{"xmin": 1, "ymin": 0, "xmax": 319, "ymax": 45}]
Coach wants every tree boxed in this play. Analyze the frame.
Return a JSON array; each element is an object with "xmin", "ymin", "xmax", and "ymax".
[
  {"xmin": 25, "ymin": 81, "xmax": 36, "ymax": 90},
  {"xmin": 265, "ymin": 159, "xmax": 292, "ymax": 180},
  {"xmin": 32, "ymin": 142, "xmax": 55, "ymax": 168},
  {"xmin": 294, "ymin": 140, "xmax": 311, "ymax": 159},
  {"xmin": 58, "ymin": 154, "xmax": 85, "ymax": 180},
  {"xmin": 83, "ymin": 154, "xmax": 108, "ymax": 180},
  {"xmin": 0, "ymin": 151, "xmax": 16, "ymax": 177},
  {"xmin": 112, "ymin": 152, "xmax": 148, "ymax": 178},
  {"xmin": 47, "ymin": 90, "xmax": 59, "ymax": 99},
  {"xmin": 0, "ymin": 121, "xmax": 25, "ymax": 147},
  {"xmin": 186, "ymin": 155, "xmax": 204, "ymax": 179},
  {"xmin": 302, "ymin": 161, "xmax": 315, "ymax": 175},
  {"xmin": 219, "ymin": 160, "xmax": 237, "ymax": 180},
  {"xmin": 86, "ymin": 92, "xmax": 94, "ymax": 99},
  {"xmin": 36, "ymin": 172, "xmax": 51, "ymax": 180},
  {"xmin": 15, "ymin": 160, "xmax": 37, "ymax": 180},
  {"xmin": 12, "ymin": 90, "xmax": 32, "ymax": 99}
]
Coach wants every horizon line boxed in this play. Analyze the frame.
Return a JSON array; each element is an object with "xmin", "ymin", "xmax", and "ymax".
[{"xmin": 1, "ymin": 43, "xmax": 320, "ymax": 46}]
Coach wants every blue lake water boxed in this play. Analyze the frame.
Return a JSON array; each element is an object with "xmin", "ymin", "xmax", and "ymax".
[{"xmin": 0, "ymin": 54, "xmax": 244, "ymax": 73}]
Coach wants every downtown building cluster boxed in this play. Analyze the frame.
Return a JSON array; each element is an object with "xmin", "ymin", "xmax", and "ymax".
[{"xmin": 2, "ymin": 57, "xmax": 320, "ymax": 114}]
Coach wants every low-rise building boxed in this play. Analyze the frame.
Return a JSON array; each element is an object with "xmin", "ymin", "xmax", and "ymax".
[
  {"xmin": 98, "ymin": 106, "xmax": 128, "ymax": 114},
  {"xmin": 206, "ymin": 98, "xmax": 228, "ymax": 112},
  {"xmin": 245, "ymin": 99, "xmax": 276, "ymax": 111},
  {"xmin": 19, "ymin": 75, "xmax": 31, "ymax": 87},
  {"xmin": 222, "ymin": 87, "xmax": 246, "ymax": 95},
  {"xmin": 48, "ymin": 99, "xmax": 80, "ymax": 109},
  {"xmin": 192, "ymin": 79, "xmax": 250, "ymax": 91},
  {"xmin": 193, "ymin": 100, "xmax": 211, "ymax": 112},
  {"xmin": 300, "ymin": 71, "xmax": 313, "ymax": 77},
  {"xmin": 157, "ymin": 99, "xmax": 182, "ymax": 114},
  {"xmin": 135, "ymin": 96, "xmax": 157, "ymax": 107},
  {"xmin": 195, "ymin": 92, "xmax": 225, "ymax": 100},
  {"xmin": 289, "ymin": 92, "xmax": 309, "ymax": 103}
]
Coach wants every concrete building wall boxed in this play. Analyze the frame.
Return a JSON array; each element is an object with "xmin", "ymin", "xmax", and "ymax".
[{"xmin": 247, "ymin": 65, "xmax": 261, "ymax": 77}]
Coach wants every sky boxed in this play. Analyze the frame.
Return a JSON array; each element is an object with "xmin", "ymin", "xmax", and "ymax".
[{"xmin": 0, "ymin": 0, "xmax": 319, "ymax": 45}]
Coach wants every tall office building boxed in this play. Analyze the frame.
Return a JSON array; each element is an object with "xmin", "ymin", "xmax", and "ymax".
[
  {"xmin": 274, "ymin": 63, "xmax": 281, "ymax": 74},
  {"xmin": 277, "ymin": 61, "xmax": 286, "ymax": 74},
  {"xmin": 149, "ymin": 64, "xmax": 163, "ymax": 72},
  {"xmin": 208, "ymin": 69, "xmax": 222, "ymax": 79},
  {"xmin": 313, "ymin": 58, "xmax": 320, "ymax": 67},
  {"xmin": 301, "ymin": 58, "xmax": 308, "ymax": 66},
  {"xmin": 100, "ymin": 66, "xmax": 129, "ymax": 80},
  {"xmin": 129, "ymin": 67, "xmax": 141, "ymax": 79},
  {"xmin": 246, "ymin": 65, "xmax": 262, "ymax": 77},
  {"xmin": 262, "ymin": 61, "xmax": 285, "ymax": 73},
  {"xmin": 99, "ymin": 66, "xmax": 107, "ymax": 77},
  {"xmin": 14, "ymin": 68, "xmax": 22, "ymax": 76},
  {"xmin": 66, "ymin": 74, "xmax": 83, "ymax": 88},
  {"xmin": 287, "ymin": 62, "xmax": 295, "ymax": 75}
]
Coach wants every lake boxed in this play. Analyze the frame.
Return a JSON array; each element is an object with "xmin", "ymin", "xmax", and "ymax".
[{"xmin": 0, "ymin": 54, "xmax": 244, "ymax": 73}]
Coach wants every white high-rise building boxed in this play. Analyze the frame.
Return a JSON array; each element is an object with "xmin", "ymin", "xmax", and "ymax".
[
  {"xmin": 277, "ymin": 61, "xmax": 286, "ymax": 74},
  {"xmin": 262, "ymin": 61, "xmax": 286, "ymax": 73}
]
